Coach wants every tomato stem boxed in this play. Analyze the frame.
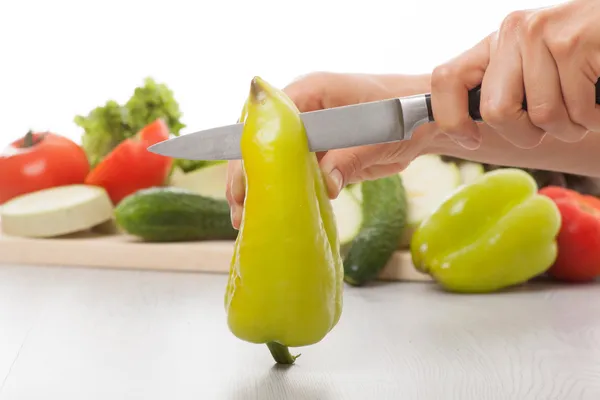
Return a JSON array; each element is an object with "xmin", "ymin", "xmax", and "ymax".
[
  {"xmin": 20, "ymin": 131, "xmax": 47, "ymax": 148},
  {"xmin": 23, "ymin": 131, "xmax": 35, "ymax": 148},
  {"xmin": 21, "ymin": 131, "xmax": 46, "ymax": 148}
]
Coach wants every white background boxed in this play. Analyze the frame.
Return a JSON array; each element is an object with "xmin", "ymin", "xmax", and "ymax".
[{"xmin": 0, "ymin": 0, "xmax": 557, "ymax": 149}]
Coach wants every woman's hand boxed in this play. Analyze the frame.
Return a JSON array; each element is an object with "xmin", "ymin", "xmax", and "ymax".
[
  {"xmin": 431, "ymin": 0, "xmax": 600, "ymax": 150},
  {"xmin": 225, "ymin": 72, "xmax": 435, "ymax": 229}
]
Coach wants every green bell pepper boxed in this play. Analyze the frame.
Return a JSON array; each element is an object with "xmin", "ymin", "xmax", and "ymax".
[{"xmin": 410, "ymin": 168, "xmax": 561, "ymax": 293}]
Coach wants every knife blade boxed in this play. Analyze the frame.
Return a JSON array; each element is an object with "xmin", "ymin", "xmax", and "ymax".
[
  {"xmin": 148, "ymin": 93, "xmax": 429, "ymax": 161},
  {"xmin": 147, "ymin": 81, "xmax": 600, "ymax": 161}
]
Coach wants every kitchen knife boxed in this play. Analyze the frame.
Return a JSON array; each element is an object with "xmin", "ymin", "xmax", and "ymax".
[{"xmin": 148, "ymin": 81, "xmax": 600, "ymax": 161}]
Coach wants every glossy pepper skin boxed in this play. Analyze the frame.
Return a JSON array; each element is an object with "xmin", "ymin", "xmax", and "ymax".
[
  {"xmin": 224, "ymin": 77, "xmax": 343, "ymax": 364},
  {"xmin": 410, "ymin": 168, "xmax": 561, "ymax": 293},
  {"xmin": 539, "ymin": 186, "xmax": 600, "ymax": 282}
]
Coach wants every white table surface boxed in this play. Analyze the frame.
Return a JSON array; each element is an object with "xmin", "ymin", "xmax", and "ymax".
[{"xmin": 0, "ymin": 263, "xmax": 599, "ymax": 400}]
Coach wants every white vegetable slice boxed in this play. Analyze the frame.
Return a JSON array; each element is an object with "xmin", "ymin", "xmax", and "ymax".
[
  {"xmin": 331, "ymin": 187, "xmax": 363, "ymax": 246},
  {"xmin": 169, "ymin": 162, "xmax": 228, "ymax": 200},
  {"xmin": 1, "ymin": 184, "xmax": 114, "ymax": 238},
  {"xmin": 397, "ymin": 155, "xmax": 462, "ymax": 248},
  {"xmin": 459, "ymin": 161, "xmax": 485, "ymax": 185},
  {"xmin": 400, "ymin": 154, "xmax": 462, "ymax": 227}
]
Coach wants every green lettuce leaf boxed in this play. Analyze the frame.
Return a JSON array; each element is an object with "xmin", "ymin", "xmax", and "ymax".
[{"xmin": 75, "ymin": 77, "xmax": 185, "ymax": 168}]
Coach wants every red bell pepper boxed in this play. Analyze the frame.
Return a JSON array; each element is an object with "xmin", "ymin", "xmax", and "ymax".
[
  {"xmin": 539, "ymin": 186, "xmax": 600, "ymax": 282},
  {"xmin": 85, "ymin": 119, "xmax": 172, "ymax": 205}
]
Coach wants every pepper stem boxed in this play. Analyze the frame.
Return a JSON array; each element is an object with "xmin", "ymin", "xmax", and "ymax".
[{"xmin": 266, "ymin": 342, "xmax": 300, "ymax": 365}]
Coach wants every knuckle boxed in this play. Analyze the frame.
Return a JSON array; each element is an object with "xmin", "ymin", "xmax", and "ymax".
[
  {"xmin": 344, "ymin": 152, "xmax": 363, "ymax": 177},
  {"xmin": 500, "ymin": 10, "xmax": 528, "ymax": 33},
  {"xmin": 480, "ymin": 97, "xmax": 516, "ymax": 126},
  {"xmin": 527, "ymin": 102, "xmax": 560, "ymax": 127},
  {"xmin": 521, "ymin": 11, "xmax": 548, "ymax": 40},
  {"xmin": 547, "ymin": 31, "xmax": 582, "ymax": 58},
  {"xmin": 431, "ymin": 63, "xmax": 460, "ymax": 89},
  {"xmin": 566, "ymin": 103, "xmax": 592, "ymax": 126}
]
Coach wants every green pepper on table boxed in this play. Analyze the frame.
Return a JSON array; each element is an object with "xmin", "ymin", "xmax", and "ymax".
[{"xmin": 410, "ymin": 168, "xmax": 562, "ymax": 293}]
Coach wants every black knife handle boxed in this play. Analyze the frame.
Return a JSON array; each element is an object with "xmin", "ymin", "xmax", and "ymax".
[{"xmin": 425, "ymin": 79, "xmax": 600, "ymax": 123}]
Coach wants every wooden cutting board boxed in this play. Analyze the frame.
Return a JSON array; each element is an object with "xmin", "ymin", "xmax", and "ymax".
[{"xmin": 0, "ymin": 226, "xmax": 432, "ymax": 282}]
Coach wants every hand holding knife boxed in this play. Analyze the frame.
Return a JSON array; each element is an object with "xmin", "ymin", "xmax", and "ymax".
[{"xmin": 148, "ymin": 82, "xmax": 600, "ymax": 161}]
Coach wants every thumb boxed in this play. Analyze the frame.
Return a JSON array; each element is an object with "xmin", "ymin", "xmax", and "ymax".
[{"xmin": 319, "ymin": 144, "xmax": 390, "ymax": 198}]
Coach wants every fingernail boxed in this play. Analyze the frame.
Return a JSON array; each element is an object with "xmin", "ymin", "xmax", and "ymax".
[{"xmin": 328, "ymin": 168, "xmax": 344, "ymax": 197}]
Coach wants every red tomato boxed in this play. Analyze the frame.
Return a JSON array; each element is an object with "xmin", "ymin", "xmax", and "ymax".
[
  {"xmin": 84, "ymin": 119, "xmax": 172, "ymax": 204},
  {"xmin": 539, "ymin": 186, "xmax": 600, "ymax": 282},
  {"xmin": 0, "ymin": 131, "xmax": 90, "ymax": 204}
]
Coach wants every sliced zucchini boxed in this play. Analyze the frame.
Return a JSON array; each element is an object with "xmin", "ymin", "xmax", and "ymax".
[{"xmin": 1, "ymin": 184, "xmax": 114, "ymax": 238}]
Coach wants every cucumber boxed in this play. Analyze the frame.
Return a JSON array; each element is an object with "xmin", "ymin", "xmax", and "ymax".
[
  {"xmin": 1, "ymin": 184, "xmax": 114, "ymax": 238},
  {"xmin": 343, "ymin": 175, "xmax": 408, "ymax": 286},
  {"xmin": 115, "ymin": 187, "xmax": 237, "ymax": 242}
]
